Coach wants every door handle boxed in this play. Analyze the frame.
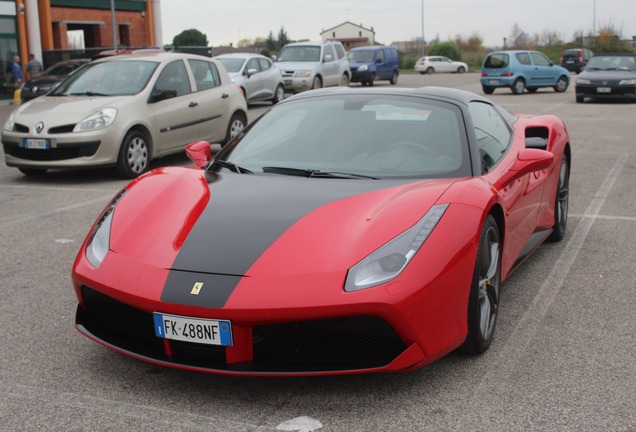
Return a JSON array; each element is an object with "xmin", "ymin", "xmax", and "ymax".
[
  {"xmin": 221, "ymin": 93, "xmax": 229, "ymax": 99},
  {"xmin": 189, "ymin": 101, "xmax": 198, "ymax": 108}
]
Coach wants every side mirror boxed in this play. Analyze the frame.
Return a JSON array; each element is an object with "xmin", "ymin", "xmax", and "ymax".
[
  {"xmin": 376, "ymin": 58, "xmax": 383, "ymax": 64},
  {"xmin": 148, "ymin": 89, "xmax": 176, "ymax": 103},
  {"xmin": 186, "ymin": 141, "xmax": 212, "ymax": 168},
  {"xmin": 323, "ymin": 54, "xmax": 333, "ymax": 62},
  {"xmin": 245, "ymin": 68, "xmax": 258, "ymax": 78},
  {"xmin": 495, "ymin": 148, "xmax": 553, "ymax": 190},
  {"xmin": 271, "ymin": 55, "xmax": 277, "ymax": 62}
]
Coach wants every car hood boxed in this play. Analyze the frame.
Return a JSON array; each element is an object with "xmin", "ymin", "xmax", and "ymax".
[
  {"xmin": 275, "ymin": 61, "xmax": 319, "ymax": 71},
  {"xmin": 108, "ymin": 167, "xmax": 457, "ymax": 277},
  {"xmin": 578, "ymin": 70, "xmax": 636, "ymax": 81},
  {"xmin": 15, "ymin": 95, "xmax": 132, "ymax": 125}
]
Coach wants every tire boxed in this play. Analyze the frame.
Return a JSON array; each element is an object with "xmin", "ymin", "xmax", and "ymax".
[
  {"xmin": 548, "ymin": 154, "xmax": 570, "ymax": 242},
  {"xmin": 339, "ymin": 74, "xmax": 349, "ymax": 87},
  {"xmin": 554, "ymin": 76, "xmax": 569, "ymax": 93},
  {"xmin": 425, "ymin": 67, "xmax": 434, "ymax": 74},
  {"xmin": 527, "ymin": 87, "xmax": 538, "ymax": 93},
  {"xmin": 457, "ymin": 66, "xmax": 466, "ymax": 74},
  {"xmin": 311, "ymin": 76, "xmax": 322, "ymax": 90},
  {"xmin": 511, "ymin": 78, "xmax": 525, "ymax": 94},
  {"xmin": 482, "ymin": 85, "xmax": 495, "ymax": 95},
  {"xmin": 116, "ymin": 130, "xmax": 150, "ymax": 179},
  {"xmin": 18, "ymin": 167, "xmax": 47, "ymax": 176},
  {"xmin": 576, "ymin": 96, "xmax": 584, "ymax": 103},
  {"xmin": 271, "ymin": 84, "xmax": 284, "ymax": 105},
  {"xmin": 367, "ymin": 73, "xmax": 376, "ymax": 86},
  {"xmin": 461, "ymin": 214, "xmax": 501, "ymax": 354},
  {"xmin": 224, "ymin": 112, "xmax": 246, "ymax": 145},
  {"xmin": 389, "ymin": 71, "xmax": 399, "ymax": 85}
]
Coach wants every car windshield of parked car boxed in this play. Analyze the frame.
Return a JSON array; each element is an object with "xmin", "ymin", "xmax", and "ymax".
[
  {"xmin": 347, "ymin": 50, "xmax": 375, "ymax": 63},
  {"xmin": 50, "ymin": 60, "xmax": 159, "ymax": 96},
  {"xmin": 586, "ymin": 55, "xmax": 636, "ymax": 71},
  {"xmin": 277, "ymin": 46, "xmax": 321, "ymax": 62},
  {"xmin": 44, "ymin": 62, "xmax": 85, "ymax": 76},
  {"xmin": 217, "ymin": 57, "xmax": 246, "ymax": 73},
  {"xmin": 225, "ymin": 94, "xmax": 470, "ymax": 179}
]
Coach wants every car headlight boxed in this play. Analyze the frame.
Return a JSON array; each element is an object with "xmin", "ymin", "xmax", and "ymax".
[
  {"xmin": 358, "ymin": 64, "xmax": 368, "ymax": 72},
  {"xmin": 73, "ymin": 108, "xmax": 117, "ymax": 132},
  {"xmin": 345, "ymin": 204, "xmax": 449, "ymax": 292},
  {"xmin": 619, "ymin": 78, "xmax": 636, "ymax": 85},
  {"xmin": 86, "ymin": 189, "xmax": 126, "ymax": 268},
  {"xmin": 576, "ymin": 78, "xmax": 591, "ymax": 85},
  {"xmin": 293, "ymin": 70, "xmax": 313, "ymax": 78},
  {"xmin": 3, "ymin": 111, "xmax": 15, "ymax": 131}
]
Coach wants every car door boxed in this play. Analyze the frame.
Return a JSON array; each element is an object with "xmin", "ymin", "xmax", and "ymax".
[
  {"xmin": 439, "ymin": 57, "xmax": 454, "ymax": 73},
  {"xmin": 258, "ymin": 57, "xmax": 279, "ymax": 99},
  {"xmin": 241, "ymin": 57, "xmax": 265, "ymax": 101},
  {"xmin": 321, "ymin": 44, "xmax": 339, "ymax": 86},
  {"xmin": 188, "ymin": 58, "xmax": 232, "ymax": 144},
  {"xmin": 146, "ymin": 59, "xmax": 201, "ymax": 154},
  {"xmin": 528, "ymin": 52, "xmax": 559, "ymax": 86},
  {"xmin": 375, "ymin": 48, "xmax": 389, "ymax": 79}
]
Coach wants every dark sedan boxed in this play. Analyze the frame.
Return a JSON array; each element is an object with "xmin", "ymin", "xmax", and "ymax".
[
  {"xmin": 20, "ymin": 58, "xmax": 89, "ymax": 103},
  {"xmin": 575, "ymin": 53, "xmax": 636, "ymax": 103}
]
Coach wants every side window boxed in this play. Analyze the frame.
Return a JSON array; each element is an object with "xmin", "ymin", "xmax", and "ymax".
[
  {"xmin": 515, "ymin": 52, "xmax": 531, "ymax": 65},
  {"xmin": 258, "ymin": 58, "xmax": 272, "ymax": 71},
  {"xmin": 154, "ymin": 60, "xmax": 191, "ymax": 97},
  {"xmin": 334, "ymin": 43, "xmax": 345, "ymax": 59},
  {"xmin": 188, "ymin": 59, "xmax": 221, "ymax": 91},
  {"xmin": 469, "ymin": 101, "xmax": 512, "ymax": 173},
  {"xmin": 376, "ymin": 50, "xmax": 385, "ymax": 63},
  {"xmin": 245, "ymin": 58, "xmax": 261, "ymax": 74},
  {"xmin": 530, "ymin": 52, "xmax": 551, "ymax": 66},
  {"xmin": 323, "ymin": 45, "xmax": 335, "ymax": 61}
]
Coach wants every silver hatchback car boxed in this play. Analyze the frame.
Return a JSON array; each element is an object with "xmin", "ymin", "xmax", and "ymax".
[
  {"xmin": 215, "ymin": 53, "xmax": 284, "ymax": 105},
  {"xmin": 2, "ymin": 52, "xmax": 248, "ymax": 178}
]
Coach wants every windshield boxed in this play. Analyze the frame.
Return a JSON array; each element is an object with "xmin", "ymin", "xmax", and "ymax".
[
  {"xmin": 44, "ymin": 62, "xmax": 87, "ymax": 76},
  {"xmin": 347, "ymin": 50, "xmax": 375, "ymax": 63},
  {"xmin": 223, "ymin": 94, "xmax": 470, "ymax": 179},
  {"xmin": 586, "ymin": 55, "xmax": 636, "ymax": 71},
  {"xmin": 217, "ymin": 57, "xmax": 246, "ymax": 73},
  {"xmin": 50, "ymin": 60, "xmax": 159, "ymax": 96},
  {"xmin": 277, "ymin": 46, "xmax": 321, "ymax": 62}
]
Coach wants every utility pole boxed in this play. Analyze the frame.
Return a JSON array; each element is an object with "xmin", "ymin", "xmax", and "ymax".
[{"xmin": 111, "ymin": 0, "xmax": 118, "ymax": 50}]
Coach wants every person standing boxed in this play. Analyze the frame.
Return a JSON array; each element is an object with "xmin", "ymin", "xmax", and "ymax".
[
  {"xmin": 26, "ymin": 54, "xmax": 43, "ymax": 80},
  {"xmin": 11, "ymin": 55, "xmax": 23, "ymax": 86}
]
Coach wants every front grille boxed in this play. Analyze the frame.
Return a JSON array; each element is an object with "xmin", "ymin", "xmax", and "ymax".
[
  {"xmin": 13, "ymin": 123, "xmax": 29, "ymax": 133},
  {"xmin": 3, "ymin": 141, "xmax": 100, "ymax": 161},
  {"xmin": 77, "ymin": 286, "xmax": 407, "ymax": 373}
]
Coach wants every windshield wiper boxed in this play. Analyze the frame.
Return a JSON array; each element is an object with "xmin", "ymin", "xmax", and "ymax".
[
  {"xmin": 209, "ymin": 159, "xmax": 252, "ymax": 174},
  {"xmin": 262, "ymin": 166, "xmax": 378, "ymax": 179},
  {"xmin": 69, "ymin": 91, "xmax": 110, "ymax": 96}
]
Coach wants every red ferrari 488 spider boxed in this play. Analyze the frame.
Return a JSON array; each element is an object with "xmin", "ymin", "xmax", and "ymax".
[{"xmin": 72, "ymin": 87, "xmax": 570, "ymax": 376}]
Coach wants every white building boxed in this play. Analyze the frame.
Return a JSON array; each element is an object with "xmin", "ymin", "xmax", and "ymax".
[{"xmin": 320, "ymin": 21, "xmax": 376, "ymax": 50}]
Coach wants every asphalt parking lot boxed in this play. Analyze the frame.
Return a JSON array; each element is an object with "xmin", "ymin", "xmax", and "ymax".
[{"xmin": 1, "ymin": 73, "xmax": 635, "ymax": 432}]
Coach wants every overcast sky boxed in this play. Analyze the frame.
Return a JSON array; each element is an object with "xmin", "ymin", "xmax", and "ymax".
[{"xmin": 159, "ymin": 0, "xmax": 636, "ymax": 48}]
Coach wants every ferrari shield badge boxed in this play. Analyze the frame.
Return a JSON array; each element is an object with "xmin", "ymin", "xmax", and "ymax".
[{"xmin": 190, "ymin": 282, "xmax": 204, "ymax": 295}]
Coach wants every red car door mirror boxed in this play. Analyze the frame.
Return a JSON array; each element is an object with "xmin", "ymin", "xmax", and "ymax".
[{"xmin": 186, "ymin": 141, "xmax": 212, "ymax": 168}]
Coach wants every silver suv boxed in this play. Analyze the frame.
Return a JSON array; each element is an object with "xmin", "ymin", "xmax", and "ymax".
[{"xmin": 275, "ymin": 41, "xmax": 350, "ymax": 93}]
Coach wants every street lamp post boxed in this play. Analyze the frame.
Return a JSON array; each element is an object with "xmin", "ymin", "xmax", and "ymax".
[{"xmin": 421, "ymin": 0, "xmax": 425, "ymax": 56}]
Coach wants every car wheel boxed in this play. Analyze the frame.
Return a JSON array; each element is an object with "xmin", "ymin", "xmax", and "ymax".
[
  {"xmin": 339, "ymin": 74, "xmax": 350, "ymax": 87},
  {"xmin": 311, "ymin": 76, "xmax": 322, "ymax": 90},
  {"xmin": 554, "ymin": 76, "xmax": 569, "ymax": 93},
  {"xmin": 457, "ymin": 66, "xmax": 466, "ymax": 73},
  {"xmin": 224, "ymin": 112, "xmax": 246, "ymax": 145},
  {"xmin": 527, "ymin": 87, "xmax": 538, "ymax": 93},
  {"xmin": 511, "ymin": 78, "xmax": 525, "ymax": 94},
  {"xmin": 389, "ymin": 71, "xmax": 399, "ymax": 85},
  {"xmin": 116, "ymin": 130, "xmax": 149, "ymax": 179},
  {"xmin": 271, "ymin": 84, "xmax": 285, "ymax": 105},
  {"xmin": 548, "ymin": 154, "xmax": 570, "ymax": 242},
  {"xmin": 461, "ymin": 214, "xmax": 501, "ymax": 354},
  {"xmin": 367, "ymin": 73, "xmax": 376, "ymax": 86},
  {"xmin": 425, "ymin": 67, "xmax": 434, "ymax": 74},
  {"xmin": 18, "ymin": 167, "xmax": 47, "ymax": 176},
  {"xmin": 482, "ymin": 85, "xmax": 495, "ymax": 95},
  {"xmin": 576, "ymin": 96, "xmax": 584, "ymax": 103}
]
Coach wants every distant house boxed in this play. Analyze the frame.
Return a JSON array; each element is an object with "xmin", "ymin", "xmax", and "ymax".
[{"xmin": 320, "ymin": 22, "xmax": 376, "ymax": 50}]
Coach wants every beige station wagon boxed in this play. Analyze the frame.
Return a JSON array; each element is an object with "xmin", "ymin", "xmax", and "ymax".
[{"xmin": 2, "ymin": 52, "xmax": 247, "ymax": 178}]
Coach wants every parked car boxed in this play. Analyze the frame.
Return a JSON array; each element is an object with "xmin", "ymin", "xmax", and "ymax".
[
  {"xmin": 347, "ymin": 45, "xmax": 399, "ymax": 86},
  {"xmin": 415, "ymin": 56, "xmax": 467, "ymax": 74},
  {"xmin": 72, "ymin": 86, "xmax": 570, "ymax": 376},
  {"xmin": 20, "ymin": 58, "xmax": 90, "ymax": 103},
  {"xmin": 274, "ymin": 41, "xmax": 350, "ymax": 93},
  {"xmin": 215, "ymin": 53, "xmax": 284, "ymax": 104},
  {"xmin": 480, "ymin": 50, "xmax": 571, "ymax": 95},
  {"xmin": 560, "ymin": 48, "xmax": 593, "ymax": 74},
  {"xmin": 575, "ymin": 53, "xmax": 636, "ymax": 103},
  {"xmin": 2, "ymin": 52, "xmax": 247, "ymax": 178}
]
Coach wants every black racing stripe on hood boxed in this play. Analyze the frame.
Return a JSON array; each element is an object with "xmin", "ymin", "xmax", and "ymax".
[{"xmin": 162, "ymin": 172, "xmax": 402, "ymax": 308}]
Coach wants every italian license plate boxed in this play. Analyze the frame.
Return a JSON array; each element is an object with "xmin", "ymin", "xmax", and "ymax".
[
  {"xmin": 23, "ymin": 138, "xmax": 50, "ymax": 149},
  {"xmin": 489, "ymin": 79, "xmax": 500, "ymax": 84},
  {"xmin": 597, "ymin": 87, "xmax": 611, "ymax": 93},
  {"xmin": 153, "ymin": 313, "xmax": 232, "ymax": 346}
]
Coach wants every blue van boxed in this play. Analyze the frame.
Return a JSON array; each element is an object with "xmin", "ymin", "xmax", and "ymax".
[{"xmin": 347, "ymin": 46, "xmax": 399, "ymax": 86}]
